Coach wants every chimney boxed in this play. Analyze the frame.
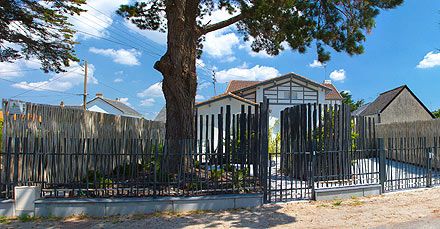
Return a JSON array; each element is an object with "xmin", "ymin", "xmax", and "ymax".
[
  {"xmin": 324, "ymin": 80, "xmax": 332, "ymax": 84},
  {"xmin": 115, "ymin": 98, "xmax": 119, "ymax": 101},
  {"xmin": 96, "ymin": 93, "xmax": 103, "ymax": 98},
  {"xmin": 60, "ymin": 101, "xmax": 64, "ymax": 106}
]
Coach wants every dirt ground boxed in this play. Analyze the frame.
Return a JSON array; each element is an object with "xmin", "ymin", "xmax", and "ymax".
[{"xmin": 2, "ymin": 187, "xmax": 440, "ymax": 229}]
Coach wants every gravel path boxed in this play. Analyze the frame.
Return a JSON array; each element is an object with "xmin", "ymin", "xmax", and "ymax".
[{"xmin": 3, "ymin": 186, "xmax": 440, "ymax": 228}]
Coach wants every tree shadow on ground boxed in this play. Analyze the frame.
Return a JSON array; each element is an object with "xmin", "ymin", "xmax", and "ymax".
[{"xmin": 2, "ymin": 205, "xmax": 296, "ymax": 228}]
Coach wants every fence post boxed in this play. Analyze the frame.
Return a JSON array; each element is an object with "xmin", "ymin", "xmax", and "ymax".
[
  {"xmin": 311, "ymin": 151, "xmax": 316, "ymax": 200},
  {"xmin": 379, "ymin": 138, "xmax": 386, "ymax": 193},
  {"xmin": 427, "ymin": 147, "xmax": 433, "ymax": 187},
  {"xmin": 261, "ymin": 97, "xmax": 269, "ymax": 203}
]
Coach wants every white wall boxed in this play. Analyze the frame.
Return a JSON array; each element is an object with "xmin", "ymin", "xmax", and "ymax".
[{"xmin": 196, "ymin": 97, "xmax": 256, "ymax": 150}]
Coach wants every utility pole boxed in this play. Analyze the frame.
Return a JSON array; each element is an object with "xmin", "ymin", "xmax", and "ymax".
[
  {"xmin": 83, "ymin": 60, "xmax": 88, "ymax": 110},
  {"xmin": 212, "ymin": 70, "xmax": 217, "ymax": 96}
]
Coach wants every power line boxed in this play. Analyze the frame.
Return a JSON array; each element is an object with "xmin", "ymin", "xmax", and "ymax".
[
  {"xmin": 0, "ymin": 69, "xmax": 41, "ymax": 74},
  {"xmin": 74, "ymin": 29, "xmax": 161, "ymax": 58},
  {"xmin": 10, "ymin": 67, "xmax": 83, "ymax": 98},
  {"xmin": 0, "ymin": 77, "xmax": 81, "ymax": 96},
  {"xmin": 83, "ymin": 5, "xmax": 166, "ymax": 53},
  {"xmin": 70, "ymin": 16, "xmax": 162, "ymax": 58}
]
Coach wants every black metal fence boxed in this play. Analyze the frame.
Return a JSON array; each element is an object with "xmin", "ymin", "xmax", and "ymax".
[
  {"xmin": 1, "ymin": 138, "xmax": 269, "ymax": 199},
  {"xmin": 0, "ymin": 99, "xmax": 270, "ymax": 199}
]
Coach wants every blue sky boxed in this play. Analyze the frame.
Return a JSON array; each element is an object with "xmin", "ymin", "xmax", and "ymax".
[{"xmin": 1, "ymin": 0, "xmax": 440, "ymax": 119}]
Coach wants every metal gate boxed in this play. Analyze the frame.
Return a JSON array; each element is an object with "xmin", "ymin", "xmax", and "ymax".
[
  {"xmin": 267, "ymin": 103, "xmax": 379, "ymax": 202},
  {"xmin": 266, "ymin": 103, "xmax": 440, "ymax": 203}
]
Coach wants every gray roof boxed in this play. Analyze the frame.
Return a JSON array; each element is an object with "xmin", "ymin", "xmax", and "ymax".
[
  {"xmin": 360, "ymin": 86, "xmax": 405, "ymax": 116},
  {"xmin": 352, "ymin": 103, "xmax": 371, "ymax": 117},
  {"xmin": 154, "ymin": 106, "xmax": 166, "ymax": 123},
  {"xmin": 88, "ymin": 97, "xmax": 143, "ymax": 117}
]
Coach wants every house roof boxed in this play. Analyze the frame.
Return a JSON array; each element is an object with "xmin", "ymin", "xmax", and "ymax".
[
  {"xmin": 322, "ymin": 83, "xmax": 343, "ymax": 100},
  {"xmin": 154, "ymin": 106, "xmax": 166, "ymax": 123},
  {"xmin": 225, "ymin": 80, "xmax": 260, "ymax": 93},
  {"xmin": 352, "ymin": 103, "xmax": 371, "ymax": 117},
  {"xmin": 359, "ymin": 85, "xmax": 435, "ymax": 118},
  {"xmin": 195, "ymin": 92, "xmax": 258, "ymax": 107},
  {"xmin": 225, "ymin": 75, "xmax": 341, "ymax": 100},
  {"xmin": 87, "ymin": 97, "xmax": 143, "ymax": 117},
  {"xmin": 226, "ymin": 72, "xmax": 332, "ymax": 94}
]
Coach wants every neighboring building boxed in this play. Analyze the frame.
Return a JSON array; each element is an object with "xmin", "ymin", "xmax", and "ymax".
[
  {"xmin": 355, "ymin": 85, "xmax": 434, "ymax": 124},
  {"xmin": 351, "ymin": 103, "xmax": 371, "ymax": 117},
  {"xmin": 155, "ymin": 106, "xmax": 166, "ymax": 123},
  {"xmin": 86, "ymin": 93, "xmax": 143, "ymax": 118}
]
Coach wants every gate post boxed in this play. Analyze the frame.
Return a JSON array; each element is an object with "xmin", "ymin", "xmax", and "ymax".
[
  {"xmin": 427, "ymin": 147, "xmax": 433, "ymax": 187},
  {"xmin": 379, "ymin": 138, "xmax": 386, "ymax": 193}
]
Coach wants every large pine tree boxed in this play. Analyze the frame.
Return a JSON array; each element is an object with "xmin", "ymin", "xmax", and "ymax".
[{"xmin": 117, "ymin": 0, "xmax": 403, "ymax": 140}]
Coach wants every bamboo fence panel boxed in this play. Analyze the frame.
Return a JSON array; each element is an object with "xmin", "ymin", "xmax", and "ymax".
[{"xmin": 376, "ymin": 119, "xmax": 440, "ymax": 165}]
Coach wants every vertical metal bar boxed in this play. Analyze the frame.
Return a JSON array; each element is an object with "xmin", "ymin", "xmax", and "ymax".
[{"xmin": 379, "ymin": 138, "xmax": 386, "ymax": 194}]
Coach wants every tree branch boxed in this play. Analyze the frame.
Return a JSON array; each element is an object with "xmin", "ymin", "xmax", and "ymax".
[{"xmin": 201, "ymin": 13, "xmax": 244, "ymax": 34}]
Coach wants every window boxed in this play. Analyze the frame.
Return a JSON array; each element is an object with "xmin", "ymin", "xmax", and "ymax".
[
  {"xmin": 291, "ymin": 92, "xmax": 298, "ymax": 99},
  {"xmin": 283, "ymin": 91, "xmax": 290, "ymax": 99}
]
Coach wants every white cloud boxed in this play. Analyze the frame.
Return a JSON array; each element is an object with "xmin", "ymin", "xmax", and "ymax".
[
  {"xmin": 72, "ymin": 0, "xmax": 129, "ymax": 40},
  {"xmin": 216, "ymin": 65, "xmax": 280, "ymax": 83},
  {"xmin": 114, "ymin": 78, "xmax": 123, "ymax": 83},
  {"xmin": 89, "ymin": 47, "xmax": 141, "ymax": 66},
  {"xmin": 204, "ymin": 30, "xmax": 239, "ymax": 58},
  {"xmin": 119, "ymin": 97, "xmax": 131, "ymax": 107},
  {"xmin": 140, "ymin": 98, "xmax": 155, "ymax": 107},
  {"xmin": 196, "ymin": 95, "xmax": 205, "ymax": 101},
  {"xmin": 417, "ymin": 51, "xmax": 440, "ymax": 69},
  {"xmin": 200, "ymin": 9, "xmax": 242, "ymax": 60},
  {"xmin": 115, "ymin": 70, "xmax": 123, "ymax": 75},
  {"xmin": 309, "ymin": 60, "xmax": 325, "ymax": 68},
  {"xmin": 196, "ymin": 59, "xmax": 205, "ymax": 68},
  {"xmin": 329, "ymin": 69, "xmax": 346, "ymax": 82},
  {"xmin": 198, "ymin": 82, "xmax": 211, "ymax": 90},
  {"xmin": 137, "ymin": 82, "xmax": 163, "ymax": 98},
  {"xmin": 0, "ymin": 58, "xmax": 42, "ymax": 79},
  {"xmin": 12, "ymin": 62, "xmax": 98, "ymax": 91}
]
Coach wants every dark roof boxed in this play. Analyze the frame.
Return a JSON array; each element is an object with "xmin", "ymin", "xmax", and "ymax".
[
  {"xmin": 154, "ymin": 106, "xmax": 166, "ymax": 123},
  {"xmin": 228, "ymin": 72, "xmax": 332, "ymax": 93},
  {"xmin": 195, "ymin": 92, "xmax": 258, "ymax": 107},
  {"xmin": 352, "ymin": 103, "xmax": 371, "ymax": 117},
  {"xmin": 87, "ymin": 97, "xmax": 143, "ymax": 117},
  {"xmin": 322, "ymin": 83, "xmax": 343, "ymax": 100},
  {"xmin": 359, "ymin": 85, "xmax": 435, "ymax": 118}
]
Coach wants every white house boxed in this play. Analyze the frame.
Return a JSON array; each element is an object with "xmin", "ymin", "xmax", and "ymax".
[
  {"xmin": 196, "ymin": 72, "xmax": 342, "ymax": 123},
  {"xmin": 86, "ymin": 93, "xmax": 143, "ymax": 118},
  {"xmin": 194, "ymin": 72, "xmax": 343, "ymax": 146}
]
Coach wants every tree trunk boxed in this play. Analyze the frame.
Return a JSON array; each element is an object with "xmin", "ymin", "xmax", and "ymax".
[{"xmin": 153, "ymin": 0, "xmax": 201, "ymax": 172}]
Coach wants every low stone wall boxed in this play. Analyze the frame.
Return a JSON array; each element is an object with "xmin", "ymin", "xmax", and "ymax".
[
  {"xmin": 35, "ymin": 194, "xmax": 263, "ymax": 217},
  {"xmin": 315, "ymin": 184, "xmax": 382, "ymax": 201},
  {"xmin": 0, "ymin": 192, "xmax": 263, "ymax": 217}
]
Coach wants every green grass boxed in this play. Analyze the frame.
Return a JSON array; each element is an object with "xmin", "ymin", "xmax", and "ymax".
[
  {"xmin": 332, "ymin": 201, "xmax": 342, "ymax": 206},
  {"xmin": 17, "ymin": 213, "xmax": 37, "ymax": 222},
  {"xmin": 0, "ymin": 216, "xmax": 9, "ymax": 224}
]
